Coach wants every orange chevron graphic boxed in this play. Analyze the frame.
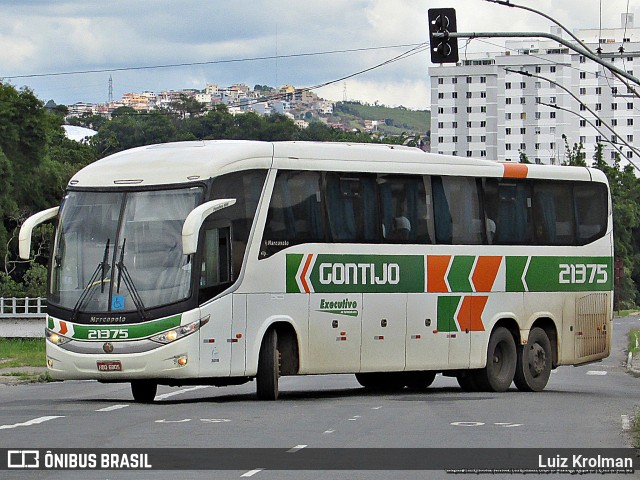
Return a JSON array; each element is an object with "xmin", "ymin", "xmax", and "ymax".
[
  {"xmin": 427, "ymin": 255, "xmax": 451, "ymax": 292},
  {"xmin": 456, "ymin": 296, "xmax": 487, "ymax": 332},
  {"xmin": 471, "ymin": 256, "xmax": 502, "ymax": 292},
  {"xmin": 59, "ymin": 321, "xmax": 68, "ymax": 336},
  {"xmin": 300, "ymin": 254, "xmax": 314, "ymax": 293}
]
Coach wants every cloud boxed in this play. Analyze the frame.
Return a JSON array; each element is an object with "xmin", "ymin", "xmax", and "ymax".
[{"xmin": 1, "ymin": 0, "xmax": 636, "ymax": 108}]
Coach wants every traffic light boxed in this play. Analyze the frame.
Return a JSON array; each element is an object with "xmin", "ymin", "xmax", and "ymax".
[{"xmin": 428, "ymin": 8, "xmax": 459, "ymax": 64}]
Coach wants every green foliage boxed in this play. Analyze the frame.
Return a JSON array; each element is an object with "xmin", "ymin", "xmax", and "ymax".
[
  {"xmin": 562, "ymin": 134, "xmax": 587, "ymax": 166},
  {"xmin": 591, "ymin": 143, "xmax": 640, "ymax": 307},
  {"xmin": 333, "ymin": 101, "xmax": 430, "ymax": 136}
]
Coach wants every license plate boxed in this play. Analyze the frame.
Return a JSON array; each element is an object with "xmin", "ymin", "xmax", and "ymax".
[{"xmin": 97, "ymin": 360, "xmax": 122, "ymax": 372}]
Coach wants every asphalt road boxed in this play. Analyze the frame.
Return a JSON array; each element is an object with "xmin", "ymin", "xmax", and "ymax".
[{"xmin": 2, "ymin": 315, "xmax": 639, "ymax": 480}]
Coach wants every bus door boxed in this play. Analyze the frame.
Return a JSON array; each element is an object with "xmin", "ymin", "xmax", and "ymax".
[{"xmin": 361, "ymin": 293, "xmax": 407, "ymax": 371}]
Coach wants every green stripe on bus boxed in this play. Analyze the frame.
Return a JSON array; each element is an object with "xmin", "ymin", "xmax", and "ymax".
[
  {"xmin": 506, "ymin": 256, "xmax": 613, "ymax": 292},
  {"xmin": 290, "ymin": 254, "xmax": 424, "ymax": 293},
  {"xmin": 286, "ymin": 254, "xmax": 304, "ymax": 293},
  {"xmin": 447, "ymin": 256, "xmax": 475, "ymax": 293},
  {"xmin": 70, "ymin": 314, "xmax": 182, "ymax": 340},
  {"xmin": 437, "ymin": 296, "xmax": 460, "ymax": 333}
]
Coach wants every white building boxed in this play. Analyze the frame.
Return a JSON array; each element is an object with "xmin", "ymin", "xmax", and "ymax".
[{"xmin": 430, "ymin": 14, "xmax": 640, "ymax": 166}]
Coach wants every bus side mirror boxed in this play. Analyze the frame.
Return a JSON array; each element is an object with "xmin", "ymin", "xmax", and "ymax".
[
  {"xmin": 18, "ymin": 207, "xmax": 60, "ymax": 260},
  {"xmin": 182, "ymin": 199, "xmax": 236, "ymax": 255}
]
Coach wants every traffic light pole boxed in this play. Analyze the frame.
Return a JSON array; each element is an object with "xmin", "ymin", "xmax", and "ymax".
[{"xmin": 437, "ymin": 30, "xmax": 640, "ymax": 86}]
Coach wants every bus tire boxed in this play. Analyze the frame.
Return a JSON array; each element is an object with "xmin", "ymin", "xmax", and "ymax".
[
  {"xmin": 404, "ymin": 371, "xmax": 436, "ymax": 390},
  {"xmin": 355, "ymin": 372, "xmax": 405, "ymax": 391},
  {"xmin": 256, "ymin": 329, "xmax": 280, "ymax": 400},
  {"xmin": 476, "ymin": 327, "xmax": 516, "ymax": 392},
  {"xmin": 131, "ymin": 380, "xmax": 157, "ymax": 403},
  {"xmin": 514, "ymin": 327, "xmax": 552, "ymax": 392},
  {"xmin": 456, "ymin": 371, "xmax": 480, "ymax": 392}
]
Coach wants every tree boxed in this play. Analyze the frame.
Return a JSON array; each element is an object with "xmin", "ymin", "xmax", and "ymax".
[
  {"xmin": 170, "ymin": 94, "xmax": 206, "ymax": 119},
  {"xmin": 592, "ymin": 143, "xmax": 640, "ymax": 306},
  {"xmin": 562, "ymin": 134, "xmax": 587, "ymax": 166}
]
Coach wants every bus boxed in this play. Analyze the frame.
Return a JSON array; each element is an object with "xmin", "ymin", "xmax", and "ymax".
[{"xmin": 19, "ymin": 140, "xmax": 613, "ymax": 402}]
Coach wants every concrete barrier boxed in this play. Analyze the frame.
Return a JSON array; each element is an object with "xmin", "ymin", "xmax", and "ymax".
[
  {"xmin": 0, "ymin": 316, "xmax": 46, "ymax": 338},
  {"xmin": 0, "ymin": 297, "xmax": 47, "ymax": 338}
]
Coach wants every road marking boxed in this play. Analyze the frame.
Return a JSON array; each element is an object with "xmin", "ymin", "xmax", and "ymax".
[
  {"xmin": 622, "ymin": 415, "xmax": 632, "ymax": 431},
  {"xmin": 155, "ymin": 419, "xmax": 192, "ymax": 423},
  {"xmin": 200, "ymin": 418, "xmax": 232, "ymax": 423},
  {"xmin": 287, "ymin": 445, "xmax": 307, "ymax": 453},
  {"xmin": 348, "ymin": 415, "xmax": 361, "ymax": 421},
  {"xmin": 155, "ymin": 385, "xmax": 210, "ymax": 400},
  {"xmin": 371, "ymin": 406, "xmax": 383, "ymax": 410},
  {"xmin": 451, "ymin": 421, "xmax": 485, "ymax": 427},
  {"xmin": 494, "ymin": 422, "xmax": 523, "ymax": 427},
  {"xmin": 0, "ymin": 416, "xmax": 64, "ymax": 430},
  {"xmin": 323, "ymin": 429, "xmax": 335, "ymax": 434},
  {"xmin": 586, "ymin": 371, "xmax": 607, "ymax": 376},
  {"xmin": 96, "ymin": 404, "xmax": 129, "ymax": 412},
  {"xmin": 241, "ymin": 468, "xmax": 264, "ymax": 477}
]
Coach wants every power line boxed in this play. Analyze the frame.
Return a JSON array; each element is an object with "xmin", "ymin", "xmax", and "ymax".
[{"xmin": 3, "ymin": 43, "xmax": 425, "ymax": 80}]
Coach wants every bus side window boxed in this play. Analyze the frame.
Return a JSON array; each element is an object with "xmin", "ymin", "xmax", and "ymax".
[
  {"xmin": 434, "ymin": 176, "xmax": 483, "ymax": 245},
  {"xmin": 261, "ymin": 170, "xmax": 325, "ymax": 257},
  {"xmin": 484, "ymin": 179, "xmax": 532, "ymax": 245},
  {"xmin": 210, "ymin": 169, "xmax": 267, "ymax": 267},
  {"xmin": 532, "ymin": 182, "xmax": 575, "ymax": 245},
  {"xmin": 574, "ymin": 183, "xmax": 608, "ymax": 245},
  {"xmin": 325, "ymin": 173, "xmax": 380, "ymax": 243},
  {"xmin": 378, "ymin": 175, "xmax": 431, "ymax": 244}
]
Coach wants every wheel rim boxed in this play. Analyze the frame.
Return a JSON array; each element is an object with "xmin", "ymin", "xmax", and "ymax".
[
  {"xmin": 529, "ymin": 343, "xmax": 546, "ymax": 377},
  {"xmin": 493, "ymin": 343, "xmax": 505, "ymax": 373}
]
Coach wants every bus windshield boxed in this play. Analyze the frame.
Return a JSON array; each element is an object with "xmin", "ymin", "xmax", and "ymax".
[{"xmin": 50, "ymin": 187, "xmax": 204, "ymax": 315}]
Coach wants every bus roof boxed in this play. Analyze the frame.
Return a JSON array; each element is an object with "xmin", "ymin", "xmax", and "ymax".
[{"xmin": 69, "ymin": 140, "xmax": 603, "ymax": 188}]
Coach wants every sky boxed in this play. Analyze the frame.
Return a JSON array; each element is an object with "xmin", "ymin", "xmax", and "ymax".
[{"xmin": 0, "ymin": 0, "xmax": 637, "ymax": 110}]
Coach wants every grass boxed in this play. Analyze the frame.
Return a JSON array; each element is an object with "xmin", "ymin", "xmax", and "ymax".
[
  {"xmin": 0, "ymin": 337, "xmax": 46, "ymax": 368},
  {"xmin": 629, "ymin": 329, "xmax": 640, "ymax": 355}
]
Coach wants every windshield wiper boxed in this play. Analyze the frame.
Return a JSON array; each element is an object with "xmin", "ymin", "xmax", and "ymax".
[
  {"xmin": 71, "ymin": 239, "xmax": 110, "ymax": 321},
  {"xmin": 115, "ymin": 239, "xmax": 148, "ymax": 321}
]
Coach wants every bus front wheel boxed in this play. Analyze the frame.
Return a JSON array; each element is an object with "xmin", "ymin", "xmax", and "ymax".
[
  {"xmin": 476, "ymin": 327, "xmax": 516, "ymax": 392},
  {"xmin": 131, "ymin": 380, "xmax": 157, "ymax": 403},
  {"xmin": 256, "ymin": 329, "xmax": 280, "ymax": 400},
  {"xmin": 514, "ymin": 327, "xmax": 552, "ymax": 392}
]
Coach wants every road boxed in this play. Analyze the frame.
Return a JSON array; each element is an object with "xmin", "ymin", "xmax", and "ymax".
[{"xmin": 1, "ymin": 315, "xmax": 639, "ymax": 480}]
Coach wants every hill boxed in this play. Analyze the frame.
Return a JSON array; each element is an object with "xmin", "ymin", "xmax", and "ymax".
[{"xmin": 329, "ymin": 101, "xmax": 431, "ymax": 137}]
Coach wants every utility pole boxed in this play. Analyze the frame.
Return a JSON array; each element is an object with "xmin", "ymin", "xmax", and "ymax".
[{"xmin": 108, "ymin": 75, "xmax": 113, "ymax": 103}]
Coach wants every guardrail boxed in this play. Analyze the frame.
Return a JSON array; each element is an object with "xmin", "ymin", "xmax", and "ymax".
[{"xmin": 0, "ymin": 297, "xmax": 47, "ymax": 338}]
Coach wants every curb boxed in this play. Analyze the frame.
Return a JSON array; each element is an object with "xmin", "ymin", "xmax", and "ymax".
[{"xmin": 626, "ymin": 352, "xmax": 640, "ymax": 377}]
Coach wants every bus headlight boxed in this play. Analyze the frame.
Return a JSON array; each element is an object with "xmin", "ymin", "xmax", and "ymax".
[
  {"xmin": 46, "ymin": 329, "xmax": 72, "ymax": 346},
  {"xmin": 150, "ymin": 316, "xmax": 210, "ymax": 345}
]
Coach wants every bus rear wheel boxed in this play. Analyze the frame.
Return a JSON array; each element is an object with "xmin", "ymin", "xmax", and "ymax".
[
  {"xmin": 355, "ymin": 372, "xmax": 405, "ymax": 391},
  {"xmin": 456, "ymin": 371, "xmax": 481, "ymax": 392},
  {"xmin": 404, "ymin": 371, "xmax": 436, "ymax": 390},
  {"xmin": 476, "ymin": 327, "xmax": 516, "ymax": 392},
  {"xmin": 131, "ymin": 380, "xmax": 157, "ymax": 403},
  {"xmin": 256, "ymin": 329, "xmax": 280, "ymax": 400},
  {"xmin": 514, "ymin": 327, "xmax": 552, "ymax": 392}
]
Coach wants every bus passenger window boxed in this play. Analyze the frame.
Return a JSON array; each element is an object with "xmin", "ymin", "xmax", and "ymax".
[
  {"xmin": 325, "ymin": 173, "xmax": 380, "ymax": 243},
  {"xmin": 533, "ymin": 183, "xmax": 575, "ymax": 245},
  {"xmin": 261, "ymin": 171, "xmax": 325, "ymax": 257},
  {"xmin": 433, "ymin": 176, "xmax": 483, "ymax": 245},
  {"xmin": 574, "ymin": 184, "xmax": 608, "ymax": 244},
  {"xmin": 378, "ymin": 175, "xmax": 431, "ymax": 244},
  {"xmin": 484, "ymin": 179, "xmax": 532, "ymax": 245}
]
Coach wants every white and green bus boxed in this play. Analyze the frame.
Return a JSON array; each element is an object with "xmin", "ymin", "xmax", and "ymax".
[{"xmin": 20, "ymin": 140, "xmax": 613, "ymax": 402}]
